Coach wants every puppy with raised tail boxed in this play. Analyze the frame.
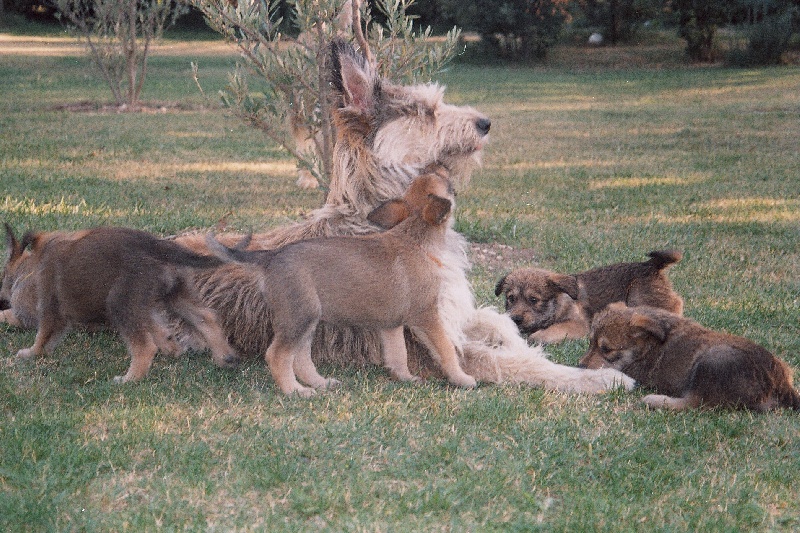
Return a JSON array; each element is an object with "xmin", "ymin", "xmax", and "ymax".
[
  {"xmin": 1, "ymin": 225, "xmax": 239, "ymax": 383},
  {"xmin": 495, "ymin": 250, "xmax": 684, "ymax": 344},
  {"xmin": 579, "ymin": 303, "xmax": 800, "ymax": 411},
  {"xmin": 207, "ymin": 168, "xmax": 477, "ymax": 397}
]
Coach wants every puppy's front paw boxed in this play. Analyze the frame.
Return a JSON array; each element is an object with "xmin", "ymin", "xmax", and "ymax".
[
  {"xmin": 1, "ymin": 309, "xmax": 23, "ymax": 327},
  {"xmin": 324, "ymin": 378, "xmax": 342, "ymax": 390},
  {"xmin": 450, "ymin": 373, "xmax": 478, "ymax": 389},
  {"xmin": 642, "ymin": 394, "xmax": 690, "ymax": 411},
  {"xmin": 214, "ymin": 352, "xmax": 241, "ymax": 368},
  {"xmin": 296, "ymin": 387, "xmax": 317, "ymax": 398},
  {"xmin": 15, "ymin": 347, "xmax": 36, "ymax": 360}
]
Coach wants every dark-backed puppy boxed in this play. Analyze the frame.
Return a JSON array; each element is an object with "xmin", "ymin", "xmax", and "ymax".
[
  {"xmin": 579, "ymin": 303, "xmax": 800, "ymax": 411},
  {"xmin": 3, "ymin": 225, "xmax": 238, "ymax": 383},
  {"xmin": 207, "ymin": 170, "xmax": 477, "ymax": 397},
  {"xmin": 495, "ymin": 250, "xmax": 684, "ymax": 344}
]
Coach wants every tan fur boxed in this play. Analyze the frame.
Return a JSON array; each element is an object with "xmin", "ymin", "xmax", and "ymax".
[
  {"xmin": 1, "ymin": 225, "xmax": 238, "ymax": 383},
  {"xmin": 207, "ymin": 171, "xmax": 475, "ymax": 396},
  {"xmin": 495, "ymin": 250, "xmax": 684, "ymax": 344},
  {"xmin": 173, "ymin": 40, "xmax": 635, "ymax": 394},
  {"xmin": 579, "ymin": 303, "xmax": 800, "ymax": 411}
]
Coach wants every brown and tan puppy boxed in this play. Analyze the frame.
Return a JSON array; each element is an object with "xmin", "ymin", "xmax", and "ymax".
[
  {"xmin": 495, "ymin": 250, "xmax": 684, "ymax": 344},
  {"xmin": 207, "ymin": 170, "xmax": 477, "ymax": 397},
  {"xmin": 1, "ymin": 225, "xmax": 238, "ymax": 383},
  {"xmin": 579, "ymin": 303, "xmax": 800, "ymax": 411}
]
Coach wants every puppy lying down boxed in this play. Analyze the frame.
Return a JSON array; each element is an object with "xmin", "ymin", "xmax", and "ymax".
[
  {"xmin": 580, "ymin": 303, "xmax": 800, "ymax": 412},
  {"xmin": 495, "ymin": 250, "xmax": 683, "ymax": 344}
]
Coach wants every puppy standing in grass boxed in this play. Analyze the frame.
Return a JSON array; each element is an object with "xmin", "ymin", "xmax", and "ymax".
[
  {"xmin": 495, "ymin": 250, "xmax": 684, "ymax": 344},
  {"xmin": 207, "ymin": 169, "xmax": 477, "ymax": 396},
  {"xmin": 579, "ymin": 303, "xmax": 800, "ymax": 411},
  {"xmin": 1, "ymin": 225, "xmax": 239, "ymax": 383}
]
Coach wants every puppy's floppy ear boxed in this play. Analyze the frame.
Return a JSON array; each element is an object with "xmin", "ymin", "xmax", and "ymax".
[
  {"xmin": 630, "ymin": 311, "xmax": 667, "ymax": 342},
  {"xmin": 422, "ymin": 194, "xmax": 452, "ymax": 225},
  {"xmin": 495, "ymin": 274, "xmax": 509, "ymax": 297},
  {"xmin": 367, "ymin": 200, "xmax": 410, "ymax": 229},
  {"xmin": 549, "ymin": 273, "xmax": 579, "ymax": 300},
  {"xmin": 20, "ymin": 230, "xmax": 41, "ymax": 252}
]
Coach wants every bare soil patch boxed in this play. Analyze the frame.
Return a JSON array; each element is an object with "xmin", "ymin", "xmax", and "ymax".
[{"xmin": 469, "ymin": 242, "xmax": 538, "ymax": 277}]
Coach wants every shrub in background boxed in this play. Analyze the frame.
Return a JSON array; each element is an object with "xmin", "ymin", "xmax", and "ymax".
[{"xmin": 55, "ymin": 0, "xmax": 187, "ymax": 108}]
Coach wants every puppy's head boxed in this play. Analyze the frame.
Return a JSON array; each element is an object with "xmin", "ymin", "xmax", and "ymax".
[
  {"xmin": 494, "ymin": 268, "xmax": 579, "ymax": 335},
  {"xmin": 578, "ymin": 302, "xmax": 669, "ymax": 371},
  {"xmin": 367, "ymin": 167, "xmax": 454, "ymax": 229}
]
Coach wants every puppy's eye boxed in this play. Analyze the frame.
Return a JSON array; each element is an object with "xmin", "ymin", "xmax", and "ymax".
[
  {"xmin": 599, "ymin": 345, "xmax": 619, "ymax": 362},
  {"xmin": 506, "ymin": 295, "xmax": 516, "ymax": 305},
  {"xmin": 527, "ymin": 297, "xmax": 538, "ymax": 306}
]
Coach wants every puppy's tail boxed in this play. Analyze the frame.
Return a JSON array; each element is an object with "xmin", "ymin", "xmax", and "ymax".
[
  {"xmin": 205, "ymin": 232, "xmax": 267, "ymax": 265},
  {"xmin": 150, "ymin": 239, "xmax": 226, "ymax": 270},
  {"xmin": 647, "ymin": 250, "xmax": 683, "ymax": 270}
]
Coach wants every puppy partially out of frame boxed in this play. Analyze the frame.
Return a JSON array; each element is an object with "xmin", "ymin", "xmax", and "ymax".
[
  {"xmin": 579, "ymin": 303, "xmax": 800, "ymax": 412},
  {"xmin": 1, "ymin": 225, "xmax": 239, "ymax": 383},
  {"xmin": 495, "ymin": 250, "xmax": 684, "ymax": 344},
  {"xmin": 207, "ymin": 169, "xmax": 477, "ymax": 397}
]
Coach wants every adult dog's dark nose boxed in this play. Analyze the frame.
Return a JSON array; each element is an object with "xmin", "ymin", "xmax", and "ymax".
[{"xmin": 475, "ymin": 117, "xmax": 491, "ymax": 136}]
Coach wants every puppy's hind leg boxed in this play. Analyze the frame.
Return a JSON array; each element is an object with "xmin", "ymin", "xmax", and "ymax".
[
  {"xmin": 380, "ymin": 327, "xmax": 421, "ymax": 383},
  {"xmin": 292, "ymin": 334, "xmax": 341, "ymax": 391},
  {"xmin": 266, "ymin": 335, "xmax": 317, "ymax": 397}
]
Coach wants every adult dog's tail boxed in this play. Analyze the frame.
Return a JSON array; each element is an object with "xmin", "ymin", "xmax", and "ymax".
[{"xmin": 646, "ymin": 250, "xmax": 683, "ymax": 270}]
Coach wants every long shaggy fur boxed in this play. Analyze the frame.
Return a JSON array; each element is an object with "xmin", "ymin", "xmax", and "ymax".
[{"xmin": 173, "ymin": 40, "xmax": 634, "ymax": 393}]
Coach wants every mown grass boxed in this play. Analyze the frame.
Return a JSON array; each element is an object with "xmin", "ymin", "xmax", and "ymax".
[{"xmin": 1, "ymin": 28, "xmax": 799, "ymax": 531}]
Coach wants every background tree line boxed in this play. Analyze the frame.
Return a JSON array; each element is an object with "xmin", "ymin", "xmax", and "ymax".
[{"xmin": 4, "ymin": 0, "xmax": 799, "ymax": 66}]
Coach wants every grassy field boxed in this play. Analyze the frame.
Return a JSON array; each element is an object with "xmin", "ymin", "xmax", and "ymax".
[{"xmin": 1, "ymin": 26, "xmax": 799, "ymax": 531}]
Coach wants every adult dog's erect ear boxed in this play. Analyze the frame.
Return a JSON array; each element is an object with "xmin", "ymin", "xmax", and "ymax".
[{"xmin": 330, "ymin": 38, "xmax": 378, "ymax": 114}]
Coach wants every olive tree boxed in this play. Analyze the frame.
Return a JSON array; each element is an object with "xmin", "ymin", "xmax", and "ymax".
[{"xmin": 56, "ymin": 0, "xmax": 187, "ymax": 108}]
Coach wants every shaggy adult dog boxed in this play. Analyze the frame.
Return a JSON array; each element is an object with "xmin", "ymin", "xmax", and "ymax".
[
  {"xmin": 1, "ymin": 225, "xmax": 238, "ymax": 383},
  {"xmin": 495, "ymin": 250, "xmax": 684, "ymax": 344},
  {"xmin": 157, "ymin": 41, "xmax": 634, "ymax": 393},
  {"xmin": 207, "ymin": 169, "xmax": 477, "ymax": 396},
  {"xmin": 579, "ymin": 303, "xmax": 800, "ymax": 411}
]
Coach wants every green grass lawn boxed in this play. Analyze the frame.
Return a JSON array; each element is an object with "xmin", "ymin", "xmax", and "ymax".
[{"xmin": 1, "ymin": 28, "xmax": 799, "ymax": 531}]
